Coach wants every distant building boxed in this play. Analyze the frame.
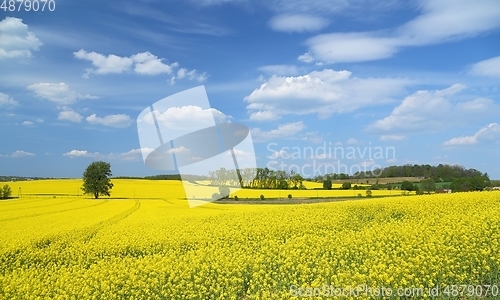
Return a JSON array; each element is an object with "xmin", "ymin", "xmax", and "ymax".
[
  {"xmin": 492, "ymin": 187, "xmax": 500, "ymax": 190},
  {"xmin": 436, "ymin": 188, "xmax": 452, "ymax": 193}
]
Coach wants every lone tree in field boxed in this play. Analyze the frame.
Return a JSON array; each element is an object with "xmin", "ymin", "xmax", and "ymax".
[
  {"xmin": 1, "ymin": 184, "xmax": 12, "ymax": 199},
  {"xmin": 82, "ymin": 161, "xmax": 114, "ymax": 199},
  {"xmin": 400, "ymin": 180, "xmax": 415, "ymax": 192},
  {"xmin": 421, "ymin": 179, "xmax": 436, "ymax": 194},
  {"xmin": 342, "ymin": 182, "xmax": 352, "ymax": 190},
  {"xmin": 323, "ymin": 178, "xmax": 332, "ymax": 190}
]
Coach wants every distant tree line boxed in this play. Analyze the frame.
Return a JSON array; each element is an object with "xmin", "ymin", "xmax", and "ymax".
[
  {"xmin": 113, "ymin": 174, "xmax": 209, "ymax": 181},
  {"xmin": 0, "ymin": 176, "xmax": 59, "ymax": 182},
  {"xmin": 310, "ymin": 173, "xmax": 351, "ymax": 182},
  {"xmin": 208, "ymin": 167, "xmax": 305, "ymax": 190},
  {"xmin": 355, "ymin": 164, "xmax": 487, "ymax": 182}
]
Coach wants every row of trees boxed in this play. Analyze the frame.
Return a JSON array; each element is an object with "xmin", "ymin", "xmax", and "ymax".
[
  {"xmin": 312, "ymin": 173, "xmax": 351, "ymax": 181},
  {"xmin": 321, "ymin": 175, "xmax": 491, "ymax": 194},
  {"xmin": 209, "ymin": 168, "xmax": 305, "ymax": 190},
  {"xmin": 386, "ymin": 175, "xmax": 490, "ymax": 194},
  {"xmin": 450, "ymin": 176, "xmax": 491, "ymax": 192},
  {"xmin": 323, "ymin": 178, "xmax": 352, "ymax": 190},
  {"xmin": 356, "ymin": 164, "xmax": 488, "ymax": 182}
]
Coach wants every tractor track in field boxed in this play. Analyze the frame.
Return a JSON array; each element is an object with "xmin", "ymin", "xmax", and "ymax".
[
  {"xmin": 161, "ymin": 198, "xmax": 185, "ymax": 206},
  {"xmin": 0, "ymin": 199, "xmax": 110, "ymax": 222},
  {"xmin": 35, "ymin": 199, "xmax": 141, "ymax": 246},
  {"xmin": 78, "ymin": 199, "xmax": 141, "ymax": 244},
  {"xmin": 0, "ymin": 200, "xmax": 142, "ymax": 273},
  {"xmin": 0, "ymin": 198, "xmax": 50, "ymax": 206},
  {"xmin": 0, "ymin": 198, "xmax": 81, "ymax": 212}
]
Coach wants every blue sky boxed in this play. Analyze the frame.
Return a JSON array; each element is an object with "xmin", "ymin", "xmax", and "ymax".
[{"xmin": 1, "ymin": 0, "xmax": 500, "ymax": 179}]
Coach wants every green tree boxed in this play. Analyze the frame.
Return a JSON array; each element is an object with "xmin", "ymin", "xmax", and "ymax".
[
  {"xmin": 421, "ymin": 179, "xmax": 436, "ymax": 194},
  {"xmin": 323, "ymin": 179, "xmax": 332, "ymax": 190},
  {"xmin": 468, "ymin": 176, "xmax": 486, "ymax": 191},
  {"xmin": 415, "ymin": 185, "xmax": 423, "ymax": 195},
  {"xmin": 342, "ymin": 182, "xmax": 351, "ymax": 190},
  {"xmin": 1, "ymin": 184, "xmax": 12, "ymax": 199},
  {"xmin": 400, "ymin": 180, "xmax": 414, "ymax": 191},
  {"xmin": 366, "ymin": 189, "xmax": 372, "ymax": 197},
  {"xmin": 82, "ymin": 161, "xmax": 114, "ymax": 199},
  {"xmin": 450, "ymin": 178, "xmax": 470, "ymax": 192}
]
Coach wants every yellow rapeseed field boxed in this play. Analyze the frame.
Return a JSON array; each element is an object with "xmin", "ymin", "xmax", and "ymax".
[
  {"xmin": 0, "ymin": 179, "xmax": 499, "ymax": 299},
  {"xmin": 191, "ymin": 180, "xmax": 400, "ymax": 199}
]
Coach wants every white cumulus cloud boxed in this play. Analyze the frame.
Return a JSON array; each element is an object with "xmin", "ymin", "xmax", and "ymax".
[
  {"xmin": 170, "ymin": 68, "xmax": 207, "ymax": 85},
  {"xmin": 86, "ymin": 114, "xmax": 133, "ymax": 128},
  {"xmin": 140, "ymin": 105, "xmax": 230, "ymax": 130},
  {"xmin": 443, "ymin": 123, "xmax": 500, "ymax": 146},
  {"xmin": 297, "ymin": 52, "xmax": 314, "ymax": 63},
  {"xmin": 74, "ymin": 50, "xmax": 206, "ymax": 83},
  {"xmin": 58, "ymin": 110, "xmax": 83, "ymax": 123},
  {"xmin": 249, "ymin": 110, "xmax": 280, "ymax": 122},
  {"xmin": 0, "ymin": 92, "xmax": 19, "ymax": 107},
  {"xmin": 0, "ymin": 17, "xmax": 42, "ymax": 59},
  {"xmin": 63, "ymin": 150, "xmax": 101, "ymax": 158},
  {"xmin": 166, "ymin": 146, "xmax": 191, "ymax": 154},
  {"xmin": 74, "ymin": 50, "xmax": 134, "ymax": 76},
  {"xmin": 251, "ymin": 121, "xmax": 305, "ymax": 141},
  {"xmin": 11, "ymin": 150, "xmax": 35, "ymax": 157},
  {"xmin": 245, "ymin": 69, "xmax": 409, "ymax": 119},
  {"xmin": 368, "ymin": 84, "xmax": 500, "ymax": 133},
  {"xmin": 109, "ymin": 148, "xmax": 154, "ymax": 161},
  {"xmin": 131, "ymin": 52, "xmax": 177, "ymax": 75},
  {"xmin": 27, "ymin": 82, "xmax": 97, "ymax": 105}
]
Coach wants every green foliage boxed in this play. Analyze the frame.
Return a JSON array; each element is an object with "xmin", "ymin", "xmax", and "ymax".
[
  {"xmin": 1, "ymin": 184, "xmax": 12, "ymax": 199},
  {"xmin": 400, "ymin": 180, "xmax": 415, "ymax": 191},
  {"xmin": 366, "ymin": 189, "xmax": 372, "ymax": 197},
  {"xmin": 238, "ymin": 168, "xmax": 303, "ymax": 190},
  {"xmin": 277, "ymin": 180, "xmax": 289, "ymax": 190},
  {"xmin": 323, "ymin": 179, "xmax": 332, "ymax": 190},
  {"xmin": 415, "ymin": 186, "xmax": 423, "ymax": 195},
  {"xmin": 287, "ymin": 194, "xmax": 292, "ymax": 199},
  {"xmin": 357, "ymin": 193, "xmax": 362, "ymax": 198},
  {"xmin": 234, "ymin": 195, "xmax": 239, "ymax": 201},
  {"xmin": 342, "ymin": 182, "xmax": 352, "ymax": 190},
  {"xmin": 260, "ymin": 194, "xmax": 265, "ymax": 200},
  {"xmin": 450, "ymin": 175, "xmax": 489, "ymax": 192},
  {"xmin": 81, "ymin": 161, "xmax": 114, "ymax": 199},
  {"xmin": 420, "ymin": 179, "xmax": 436, "ymax": 194}
]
